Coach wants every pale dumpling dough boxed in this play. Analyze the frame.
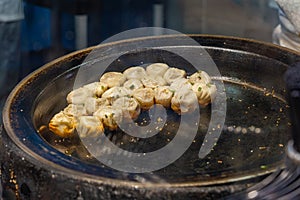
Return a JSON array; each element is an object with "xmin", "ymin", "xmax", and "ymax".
[
  {"xmin": 123, "ymin": 66, "xmax": 147, "ymax": 80},
  {"xmin": 192, "ymin": 82, "xmax": 217, "ymax": 106},
  {"xmin": 63, "ymin": 104, "xmax": 87, "ymax": 117},
  {"xmin": 100, "ymin": 72, "xmax": 126, "ymax": 88},
  {"xmin": 169, "ymin": 78, "xmax": 191, "ymax": 93},
  {"xmin": 171, "ymin": 82, "xmax": 198, "ymax": 114},
  {"xmin": 76, "ymin": 116, "xmax": 105, "ymax": 138},
  {"xmin": 163, "ymin": 67, "xmax": 186, "ymax": 84},
  {"xmin": 141, "ymin": 76, "xmax": 167, "ymax": 89},
  {"xmin": 101, "ymin": 86, "xmax": 131, "ymax": 104},
  {"xmin": 133, "ymin": 88, "xmax": 155, "ymax": 110},
  {"xmin": 82, "ymin": 82, "xmax": 108, "ymax": 97},
  {"xmin": 112, "ymin": 96, "xmax": 141, "ymax": 120},
  {"xmin": 146, "ymin": 63, "xmax": 169, "ymax": 77},
  {"xmin": 66, "ymin": 87, "xmax": 92, "ymax": 105},
  {"xmin": 84, "ymin": 97, "xmax": 110, "ymax": 115},
  {"xmin": 188, "ymin": 71, "xmax": 212, "ymax": 85},
  {"xmin": 154, "ymin": 86, "xmax": 173, "ymax": 108},
  {"xmin": 93, "ymin": 106, "xmax": 123, "ymax": 131},
  {"xmin": 123, "ymin": 79, "xmax": 144, "ymax": 94},
  {"xmin": 66, "ymin": 82, "xmax": 108, "ymax": 104}
]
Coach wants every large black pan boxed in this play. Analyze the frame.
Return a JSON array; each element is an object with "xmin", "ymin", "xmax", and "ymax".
[{"xmin": 1, "ymin": 35, "xmax": 300, "ymax": 199}]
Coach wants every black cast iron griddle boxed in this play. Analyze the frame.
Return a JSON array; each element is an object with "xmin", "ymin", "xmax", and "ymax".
[{"xmin": 2, "ymin": 35, "xmax": 300, "ymax": 199}]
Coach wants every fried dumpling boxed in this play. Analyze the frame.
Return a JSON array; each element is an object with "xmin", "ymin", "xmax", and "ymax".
[
  {"xmin": 169, "ymin": 78, "xmax": 191, "ymax": 93},
  {"xmin": 123, "ymin": 79, "xmax": 144, "ymax": 94},
  {"xmin": 49, "ymin": 111, "xmax": 76, "ymax": 138},
  {"xmin": 123, "ymin": 66, "xmax": 147, "ymax": 80},
  {"xmin": 112, "ymin": 96, "xmax": 141, "ymax": 120},
  {"xmin": 76, "ymin": 116, "xmax": 105, "ymax": 138},
  {"xmin": 101, "ymin": 86, "xmax": 131, "ymax": 104},
  {"xmin": 146, "ymin": 63, "xmax": 169, "ymax": 77},
  {"xmin": 132, "ymin": 88, "xmax": 155, "ymax": 110},
  {"xmin": 163, "ymin": 67, "xmax": 186, "ymax": 84},
  {"xmin": 63, "ymin": 104, "xmax": 87, "ymax": 117},
  {"xmin": 192, "ymin": 82, "xmax": 217, "ymax": 106},
  {"xmin": 141, "ymin": 76, "xmax": 167, "ymax": 89},
  {"xmin": 154, "ymin": 86, "xmax": 173, "ymax": 108},
  {"xmin": 100, "ymin": 72, "xmax": 126, "ymax": 88},
  {"xmin": 84, "ymin": 97, "xmax": 110, "ymax": 115},
  {"xmin": 171, "ymin": 83, "xmax": 198, "ymax": 114},
  {"xmin": 188, "ymin": 70, "xmax": 212, "ymax": 85},
  {"xmin": 82, "ymin": 82, "xmax": 108, "ymax": 97},
  {"xmin": 66, "ymin": 87, "xmax": 91, "ymax": 105},
  {"xmin": 93, "ymin": 106, "xmax": 123, "ymax": 131}
]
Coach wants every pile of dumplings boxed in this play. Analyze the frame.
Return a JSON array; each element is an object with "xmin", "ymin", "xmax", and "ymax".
[{"xmin": 49, "ymin": 63, "xmax": 217, "ymax": 138}]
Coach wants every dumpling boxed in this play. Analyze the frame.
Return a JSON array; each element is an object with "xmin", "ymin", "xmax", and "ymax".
[
  {"xmin": 100, "ymin": 72, "xmax": 126, "ymax": 88},
  {"xmin": 163, "ymin": 67, "xmax": 186, "ymax": 84},
  {"xmin": 66, "ymin": 82, "xmax": 108, "ymax": 105},
  {"xmin": 49, "ymin": 111, "xmax": 76, "ymax": 138},
  {"xmin": 76, "ymin": 116, "xmax": 105, "ymax": 138},
  {"xmin": 132, "ymin": 88, "xmax": 155, "ymax": 110},
  {"xmin": 66, "ymin": 87, "xmax": 91, "ymax": 105},
  {"xmin": 169, "ymin": 78, "xmax": 191, "ymax": 93},
  {"xmin": 171, "ymin": 84, "xmax": 198, "ymax": 114},
  {"xmin": 192, "ymin": 82, "xmax": 217, "ymax": 106},
  {"xmin": 123, "ymin": 66, "xmax": 147, "ymax": 80},
  {"xmin": 101, "ymin": 86, "xmax": 131, "ymax": 104},
  {"xmin": 83, "ymin": 82, "xmax": 108, "ymax": 97},
  {"xmin": 93, "ymin": 106, "xmax": 123, "ymax": 131},
  {"xmin": 112, "ymin": 96, "xmax": 141, "ymax": 120},
  {"xmin": 123, "ymin": 79, "xmax": 144, "ymax": 94},
  {"xmin": 141, "ymin": 76, "xmax": 167, "ymax": 89},
  {"xmin": 188, "ymin": 70, "xmax": 212, "ymax": 85},
  {"xmin": 154, "ymin": 86, "xmax": 173, "ymax": 108},
  {"xmin": 84, "ymin": 97, "xmax": 110, "ymax": 115},
  {"xmin": 63, "ymin": 104, "xmax": 87, "ymax": 117},
  {"xmin": 146, "ymin": 63, "xmax": 169, "ymax": 77}
]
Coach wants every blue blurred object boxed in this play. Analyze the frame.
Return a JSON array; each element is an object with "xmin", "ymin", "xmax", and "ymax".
[
  {"xmin": 21, "ymin": 2, "xmax": 51, "ymax": 51},
  {"xmin": 21, "ymin": 2, "xmax": 76, "ymax": 51},
  {"xmin": 61, "ymin": 13, "xmax": 75, "ymax": 50},
  {"xmin": 20, "ymin": 2, "xmax": 76, "ymax": 78},
  {"xmin": 88, "ymin": 0, "xmax": 154, "ymax": 46}
]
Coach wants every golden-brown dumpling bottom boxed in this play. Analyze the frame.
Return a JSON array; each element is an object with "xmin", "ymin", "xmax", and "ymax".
[{"xmin": 49, "ymin": 63, "xmax": 217, "ymax": 138}]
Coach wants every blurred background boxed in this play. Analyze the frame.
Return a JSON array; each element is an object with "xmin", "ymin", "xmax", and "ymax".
[
  {"xmin": 19, "ymin": 0, "xmax": 279, "ymax": 78},
  {"xmin": 0, "ymin": 0, "xmax": 282, "ymax": 108}
]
